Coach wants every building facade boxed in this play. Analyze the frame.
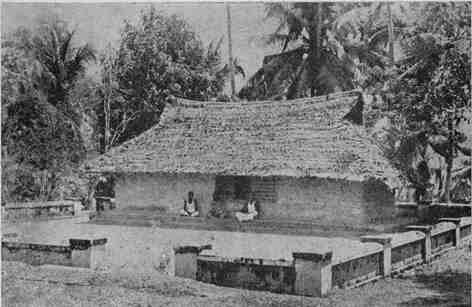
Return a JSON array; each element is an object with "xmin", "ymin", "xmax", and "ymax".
[{"xmin": 85, "ymin": 91, "xmax": 402, "ymax": 228}]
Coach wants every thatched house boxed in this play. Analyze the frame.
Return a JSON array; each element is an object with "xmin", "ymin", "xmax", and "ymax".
[{"xmin": 84, "ymin": 91, "xmax": 402, "ymax": 227}]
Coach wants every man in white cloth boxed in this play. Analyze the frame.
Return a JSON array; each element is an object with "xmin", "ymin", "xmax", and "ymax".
[
  {"xmin": 235, "ymin": 194, "xmax": 258, "ymax": 222},
  {"xmin": 180, "ymin": 191, "xmax": 199, "ymax": 217}
]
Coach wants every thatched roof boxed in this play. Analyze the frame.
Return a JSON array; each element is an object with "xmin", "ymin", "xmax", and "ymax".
[{"xmin": 84, "ymin": 90, "xmax": 401, "ymax": 188}]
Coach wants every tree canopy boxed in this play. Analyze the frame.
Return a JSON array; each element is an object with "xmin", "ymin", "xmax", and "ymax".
[{"xmin": 105, "ymin": 7, "xmax": 231, "ymax": 144}]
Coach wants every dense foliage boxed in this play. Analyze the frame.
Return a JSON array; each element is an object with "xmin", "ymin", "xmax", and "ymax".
[
  {"xmin": 2, "ymin": 19, "xmax": 95, "ymax": 201},
  {"xmin": 102, "ymin": 7, "xmax": 230, "ymax": 145},
  {"xmin": 384, "ymin": 2, "xmax": 471, "ymax": 202}
]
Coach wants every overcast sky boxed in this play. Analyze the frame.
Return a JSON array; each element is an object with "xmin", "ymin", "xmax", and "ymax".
[{"xmin": 2, "ymin": 2, "xmax": 280, "ymax": 90}]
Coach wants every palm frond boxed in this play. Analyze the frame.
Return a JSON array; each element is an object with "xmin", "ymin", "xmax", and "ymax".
[{"xmin": 60, "ymin": 30, "xmax": 74, "ymax": 62}]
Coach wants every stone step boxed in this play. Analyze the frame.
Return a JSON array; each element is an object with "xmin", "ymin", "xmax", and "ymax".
[{"xmin": 99, "ymin": 210, "xmax": 368, "ymax": 230}]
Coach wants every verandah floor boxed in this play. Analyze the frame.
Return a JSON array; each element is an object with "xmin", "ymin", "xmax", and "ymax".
[{"xmin": 90, "ymin": 208, "xmax": 412, "ymax": 239}]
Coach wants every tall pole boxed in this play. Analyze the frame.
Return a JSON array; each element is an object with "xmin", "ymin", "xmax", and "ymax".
[
  {"xmin": 226, "ymin": 3, "xmax": 236, "ymax": 98},
  {"xmin": 104, "ymin": 56, "xmax": 111, "ymax": 153},
  {"xmin": 387, "ymin": 3, "xmax": 395, "ymax": 66}
]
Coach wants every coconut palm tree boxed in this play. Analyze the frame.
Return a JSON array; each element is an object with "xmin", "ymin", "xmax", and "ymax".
[
  {"xmin": 240, "ymin": 2, "xmax": 408, "ymax": 100},
  {"xmin": 19, "ymin": 19, "xmax": 95, "ymax": 124}
]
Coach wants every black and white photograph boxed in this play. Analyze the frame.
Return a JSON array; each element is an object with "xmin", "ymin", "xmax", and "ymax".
[{"xmin": 1, "ymin": 1, "xmax": 471, "ymax": 306}]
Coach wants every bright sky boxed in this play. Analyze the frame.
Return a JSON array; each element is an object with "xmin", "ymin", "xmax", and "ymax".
[{"xmin": 1, "ymin": 2, "xmax": 280, "ymax": 90}]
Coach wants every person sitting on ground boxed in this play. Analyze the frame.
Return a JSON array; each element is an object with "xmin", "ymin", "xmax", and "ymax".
[
  {"xmin": 180, "ymin": 191, "xmax": 199, "ymax": 217},
  {"xmin": 235, "ymin": 194, "xmax": 259, "ymax": 222}
]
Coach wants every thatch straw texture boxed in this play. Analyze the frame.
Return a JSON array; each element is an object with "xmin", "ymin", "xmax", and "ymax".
[{"xmin": 84, "ymin": 91, "xmax": 400, "ymax": 188}]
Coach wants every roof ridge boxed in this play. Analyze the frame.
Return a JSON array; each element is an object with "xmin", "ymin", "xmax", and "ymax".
[{"xmin": 173, "ymin": 90, "xmax": 362, "ymax": 108}]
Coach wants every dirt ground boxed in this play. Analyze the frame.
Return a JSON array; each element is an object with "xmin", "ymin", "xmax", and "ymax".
[
  {"xmin": 2, "ymin": 242, "xmax": 471, "ymax": 307},
  {"xmin": 2, "ymin": 218, "xmax": 383, "ymax": 276}
]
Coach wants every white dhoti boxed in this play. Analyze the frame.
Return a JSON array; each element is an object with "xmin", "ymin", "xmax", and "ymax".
[
  {"xmin": 180, "ymin": 200, "xmax": 199, "ymax": 217},
  {"xmin": 235, "ymin": 211, "xmax": 257, "ymax": 222},
  {"xmin": 180, "ymin": 209, "xmax": 199, "ymax": 217}
]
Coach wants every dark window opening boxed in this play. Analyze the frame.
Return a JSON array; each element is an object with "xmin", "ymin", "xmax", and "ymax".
[
  {"xmin": 234, "ymin": 177, "xmax": 251, "ymax": 200},
  {"xmin": 213, "ymin": 176, "xmax": 277, "ymax": 202},
  {"xmin": 214, "ymin": 176, "xmax": 251, "ymax": 201}
]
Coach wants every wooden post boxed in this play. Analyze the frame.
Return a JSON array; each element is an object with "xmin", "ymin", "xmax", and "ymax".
[{"xmin": 293, "ymin": 251, "xmax": 332, "ymax": 297}]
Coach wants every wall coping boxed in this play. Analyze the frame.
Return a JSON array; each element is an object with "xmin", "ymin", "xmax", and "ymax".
[
  {"xmin": 69, "ymin": 238, "xmax": 107, "ymax": 250},
  {"xmin": 396, "ymin": 202, "xmax": 472, "ymax": 208},
  {"xmin": 2, "ymin": 241, "xmax": 71, "ymax": 253},
  {"xmin": 391, "ymin": 231, "xmax": 425, "ymax": 248},
  {"xmin": 293, "ymin": 251, "xmax": 332, "ymax": 262},
  {"xmin": 406, "ymin": 225, "xmax": 433, "ymax": 233},
  {"xmin": 431, "ymin": 222, "xmax": 456, "ymax": 236},
  {"xmin": 439, "ymin": 217, "xmax": 472, "ymax": 227},
  {"xmin": 174, "ymin": 244, "xmax": 212, "ymax": 254},
  {"xmin": 439, "ymin": 218, "xmax": 462, "ymax": 225},
  {"xmin": 198, "ymin": 254, "xmax": 293, "ymax": 267},
  {"xmin": 4, "ymin": 200, "xmax": 78, "ymax": 209},
  {"xmin": 395, "ymin": 202, "xmax": 418, "ymax": 208},
  {"xmin": 360, "ymin": 235, "xmax": 392, "ymax": 246}
]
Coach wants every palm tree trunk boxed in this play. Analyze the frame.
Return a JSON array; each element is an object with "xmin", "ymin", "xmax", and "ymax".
[
  {"xmin": 226, "ymin": 3, "xmax": 236, "ymax": 99},
  {"xmin": 308, "ymin": 3, "xmax": 323, "ymax": 96},
  {"xmin": 444, "ymin": 112, "xmax": 455, "ymax": 203},
  {"xmin": 104, "ymin": 83, "xmax": 111, "ymax": 152},
  {"xmin": 103, "ymin": 56, "xmax": 112, "ymax": 153},
  {"xmin": 387, "ymin": 3, "xmax": 395, "ymax": 65}
]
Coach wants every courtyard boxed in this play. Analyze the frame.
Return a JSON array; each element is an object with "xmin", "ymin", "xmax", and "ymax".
[
  {"xmin": 3, "ymin": 233, "xmax": 470, "ymax": 307},
  {"xmin": 3, "ymin": 217, "xmax": 382, "ymax": 276}
]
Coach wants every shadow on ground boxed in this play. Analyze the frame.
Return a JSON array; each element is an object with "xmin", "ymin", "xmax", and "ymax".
[{"xmin": 399, "ymin": 270, "xmax": 471, "ymax": 307}]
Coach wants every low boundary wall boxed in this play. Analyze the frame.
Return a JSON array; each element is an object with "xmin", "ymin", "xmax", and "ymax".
[
  {"xmin": 2, "ymin": 200, "xmax": 82, "ymax": 221},
  {"xmin": 395, "ymin": 202, "xmax": 471, "ymax": 222},
  {"xmin": 2, "ymin": 238, "xmax": 107, "ymax": 269},
  {"xmin": 197, "ymin": 255, "xmax": 296, "ymax": 294},
  {"xmin": 174, "ymin": 217, "xmax": 472, "ymax": 297}
]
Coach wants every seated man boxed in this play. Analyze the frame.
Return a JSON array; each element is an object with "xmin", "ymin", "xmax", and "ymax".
[
  {"xmin": 95, "ymin": 176, "xmax": 114, "ymax": 212},
  {"xmin": 235, "ymin": 194, "xmax": 258, "ymax": 222},
  {"xmin": 180, "ymin": 191, "xmax": 199, "ymax": 217}
]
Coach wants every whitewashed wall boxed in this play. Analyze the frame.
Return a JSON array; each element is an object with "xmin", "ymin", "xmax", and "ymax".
[
  {"xmin": 115, "ymin": 173, "xmax": 215, "ymax": 215},
  {"xmin": 114, "ymin": 173, "xmax": 395, "ymax": 227}
]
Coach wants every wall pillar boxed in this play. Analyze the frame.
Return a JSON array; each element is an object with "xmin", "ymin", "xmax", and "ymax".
[
  {"xmin": 439, "ymin": 218, "xmax": 462, "ymax": 246},
  {"xmin": 406, "ymin": 225, "xmax": 433, "ymax": 263},
  {"xmin": 360, "ymin": 235, "xmax": 392, "ymax": 277},
  {"xmin": 69, "ymin": 238, "xmax": 107, "ymax": 269},
  {"xmin": 174, "ymin": 244, "xmax": 212, "ymax": 279},
  {"xmin": 73, "ymin": 201, "xmax": 82, "ymax": 216},
  {"xmin": 293, "ymin": 251, "xmax": 332, "ymax": 297}
]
